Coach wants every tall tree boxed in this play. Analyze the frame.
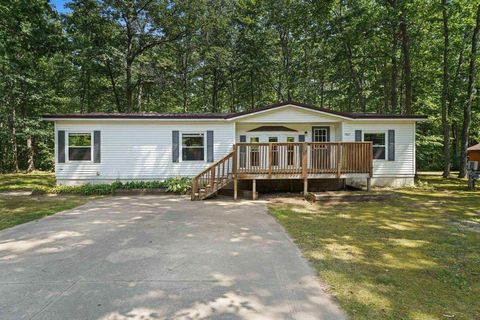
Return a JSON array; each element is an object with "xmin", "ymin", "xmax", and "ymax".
[
  {"xmin": 441, "ymin": 0, "xmax": 451, "ymax": 178},
  {"xmin": 400, "ymin": 7, "xmax": 412, "ymax": 114},
  {"xmin": 459, "ymin": 4, "xmax": 480, "ymax": 178}
]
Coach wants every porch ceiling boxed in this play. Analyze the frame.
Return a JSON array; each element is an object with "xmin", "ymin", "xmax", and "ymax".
[{"xmin": 248, "ymin": 125, "xmax": 298, "ymax": 132}]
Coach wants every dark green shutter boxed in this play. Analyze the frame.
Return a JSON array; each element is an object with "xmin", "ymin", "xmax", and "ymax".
[
  {"xmin": 239, "ymin": 135, "xmax": 246, "ymax": 142},
  {"xmin": 93, "ymin": 131, "xmax": 101, "ymax": 163},
  {"xmin": 172, "ymin": 131, "xmax": 179, "ymax": 162},
  {"xmin": 207, "ymin": 130, "xmax": 214, "ymax": 162},
  {"xmin": 58, "ymin": 130, "xmax": 65, "ymax": 163},
  {"xmin": 298, "ymin": 135, "xmax": 305, "ymax": 142},
  {"xmin": 388, "ymin": 130, "xmax": 395, "ymax": 161},
  {"xmin": 355, "ymin": 130, "xmax": 362, "ymax": 141}
]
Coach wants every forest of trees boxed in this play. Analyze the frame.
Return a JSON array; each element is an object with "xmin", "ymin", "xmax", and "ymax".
[{"xmin": 0, "ymin": 0, "xmax": 479, "ymax": 176}]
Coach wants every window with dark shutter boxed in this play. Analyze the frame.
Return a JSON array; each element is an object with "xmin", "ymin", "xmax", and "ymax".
[
  {"xmin": 93, "ymin": 131, "xmax": 101, "ymax": 163},
  {"xmin": 58, "ymin": 130, "xmax": 65, "ymax": 163},
  {"xmin": 388, "ymin": 130, "xmax": 395, "ymax": 161},
  {"xmin": 172, "ymin": 131, "xmax": 179, "ymax": 162},
  {"xmin": 182, "ymin": 133, "xmax": 205, "ymax": 161},
  {"xmin": 207, "ymin": 131, "xmax": 214, "ymax": 162},
  {"xmin": 68, "ymin": 133, "xmax": 92, "ymax": 161},
  {"xmin": 364, "ymin": 132, "xmax": 386, "ymax": 160}
]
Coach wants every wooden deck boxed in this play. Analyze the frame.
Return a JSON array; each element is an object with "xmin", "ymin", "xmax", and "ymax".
[
  {"xmin": 192, "ymin": 142, "xmax": 373, "ymax": 200},
  {"xmin": 235, "ymin": 142, "xmax": 372, "ymax": 179}
]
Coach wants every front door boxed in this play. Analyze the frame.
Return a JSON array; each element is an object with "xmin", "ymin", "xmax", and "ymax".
[
  {"xmin": 268, "ymin": 137, "xmax": 279, "ymax": 166},
  {"xmin": 311, "ymin": 127, "xmax": 331, "ymax": 171}
]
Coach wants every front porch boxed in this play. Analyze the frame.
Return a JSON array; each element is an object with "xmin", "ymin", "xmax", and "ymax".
[{"xmin": 192, "ymin": 142, "xmax": 373, "ymax": 200}]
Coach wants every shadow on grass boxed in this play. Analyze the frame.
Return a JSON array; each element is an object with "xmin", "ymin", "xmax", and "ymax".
[
  {"xmin": 269, "ymin": 188, "xmax": 480, "ymax": 319},
  {"xmin": 0, "ymin": 172, "xmax": 55, "ymax": 191}
]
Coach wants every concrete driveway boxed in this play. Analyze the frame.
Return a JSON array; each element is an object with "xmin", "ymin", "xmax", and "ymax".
[{"xmin": 0, "ymin": 196, "xmax": 346, "ymax": 320}]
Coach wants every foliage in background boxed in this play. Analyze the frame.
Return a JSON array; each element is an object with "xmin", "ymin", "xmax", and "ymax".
[
  {"xmin": 416, "ymin": 133, "xmax": 444, "ymax": 170},
  {"xmin": 0, "ymin": 0, "xmax": 479, "ymax": 173}
]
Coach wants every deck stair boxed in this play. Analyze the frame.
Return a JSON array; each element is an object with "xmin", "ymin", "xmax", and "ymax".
[
  {"xmin": 191, "ymin": 142, "xmax": 373, "ymax": 200},
  {"xmin": 191, "ymin": 150, "xmax": 236, "ymax": 200}
]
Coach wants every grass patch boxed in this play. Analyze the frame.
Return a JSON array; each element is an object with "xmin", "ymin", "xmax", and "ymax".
[
  {"xmin": 0, "ymin": 195, "xmax": 93, "ymax": 231},
  {"xmin": 0, "ymin": 171, "xmax": 55, "ymax": 191},
  {"xmin": 269, "ymin": 174, "xmax": 480, "ymax": 320}
]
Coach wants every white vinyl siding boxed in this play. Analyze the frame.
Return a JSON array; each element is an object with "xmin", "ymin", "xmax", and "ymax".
[
  {"xmin": 52, "ymin": 105, "xmax": 419, "ymax": 186},
  {"xmin": 55, "ymin": 120, "xmax": 234, "ymax": 183},
  {"xmin": 342, "ymin": 122, "xmax": 416, "ymax": 178},
  {"xmin": 234, "ymin": 104, "xmax": 346, "ymax": 123}
]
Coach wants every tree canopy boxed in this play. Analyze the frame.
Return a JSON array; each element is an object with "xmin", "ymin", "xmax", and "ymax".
[{"xmin": 0, "ymin": 0, "xmax": 479, "ymax": 174}]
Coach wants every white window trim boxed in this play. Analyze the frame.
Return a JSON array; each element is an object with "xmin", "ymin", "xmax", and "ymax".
[
  {"xmin": 363, "ymin": 131, "xmax": 387, "ymax": 161},
  {"xmin": 65, "ymin": 131, "xmax": 94, "ymax": 163},
  {"xmin": 180, "ymin": 131, "xmax": 206, "ymax": 162},
  {"xmin": 312, "ymin": 126, "xmax": 330, "ymax": 142}
]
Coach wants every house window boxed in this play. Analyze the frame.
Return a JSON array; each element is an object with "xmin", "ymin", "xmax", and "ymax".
[
  {"xmin": 182, "ymin": 133, "xmax": 205, "ymax": 161},
  {"xmin": 364, "ymin": 132, "xmax": 386, "ymax": 160},
  {"xmin": 68, "ymin": 133, "xmax": 92, "ymax": 161},
  {"xmin": 313, "ymin": 127, "xmax": 329, "ymax": 142}
]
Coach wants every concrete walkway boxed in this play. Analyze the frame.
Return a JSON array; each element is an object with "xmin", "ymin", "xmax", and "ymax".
[{"xmin": 0, "ymin": 196, "xmax": 346, "ymax": 320}]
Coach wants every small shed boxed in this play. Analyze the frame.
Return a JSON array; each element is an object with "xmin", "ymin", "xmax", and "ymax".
[{"xmin": 467, "ymin": 143, "xmax": 480, "ymax": 162}]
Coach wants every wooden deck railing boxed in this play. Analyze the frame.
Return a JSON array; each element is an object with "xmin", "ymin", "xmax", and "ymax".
[
  {"xmin": 191, "ymin": 142, "xmax": 373, "ymax": 200},
  {"xmin": 234, "ymin": 142, "xmax": 373, "ymax": 178},
  {"xmin": 191, "ymin": 150, "xmax": 236, "ymax": 200}
]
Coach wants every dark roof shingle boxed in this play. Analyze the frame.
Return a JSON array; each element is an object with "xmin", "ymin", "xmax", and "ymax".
[{"xmin": 43, "ymin": 101, "xmax": 427, "ymax": 120}]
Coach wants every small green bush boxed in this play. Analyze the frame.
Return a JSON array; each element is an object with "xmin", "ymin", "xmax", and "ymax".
[
  {"xmin": 162, "ymin": 177, "xmax": 191, "ymax": 194},
  {"xmin": 31, "ymin": 177, "xmax": 192, "ymax": 195}
]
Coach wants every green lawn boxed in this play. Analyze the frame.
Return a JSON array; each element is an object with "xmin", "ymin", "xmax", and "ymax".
[
  {"xmin": 0, "ymin": 171, "xmax": 55, "ymax": 191},
  {"xmin": 269, "ymin": 174, "xmax": 480, "ymax": 320},
  {"xmin": 0, "ymin": 172, "xmax": 94, "ymax": 230},
  {"xmin": 0, "ymin": 195, "xmax": 93, "ymax": 230}
]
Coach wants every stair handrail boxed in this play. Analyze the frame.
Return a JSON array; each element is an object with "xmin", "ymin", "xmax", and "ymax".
[{"xmin": 191, "ymin": 149, "xmax": 236, "ymax": 199}]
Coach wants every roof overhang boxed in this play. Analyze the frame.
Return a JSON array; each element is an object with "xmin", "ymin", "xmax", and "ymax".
[
  {"xmin": 225, "ymin": 103, "xmax": 353, "ymax": 121},
  {"xmin": 42, "ymin": 101, "xmax": 428, "ymax": 122},
  {"xmin": 467, "ymin": 144, "xmax": 480, "ymax": 151},
  {"xmin": 225, "ymin": 102, "xmax": 427, "ymax": 121}
]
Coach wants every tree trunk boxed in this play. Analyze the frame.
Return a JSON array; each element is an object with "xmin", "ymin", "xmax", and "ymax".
[
  {"xmin": 105, "ymin": 59, "xmax": 122, "ymax": 112},
  {"xmin": 452, "ymin": 123, "xmax": 459, "ymax": 170},
  {"xmin": 11, "ymin": 106, "xmax": 18, "ymax": 172},
  {"xmin": 344, "ymin": 41, "xmax": 366, "ymax": 112},
  {"xmin": 27, "ymin": 136, "xmax": 34, "ymax": 172},
  {"xmin": 126, "ymin": 58, "xmax": 133, "ymax": 113},
  {"xmin": 320, "ymin": 76, "xmax": 325, "ymax": 108},
  {"xmin": 391, "ymin": 23, "xmax": 399, "ymax": 113},
  {"xmin": 459, "ymin": 5, "xmax": 480, "ymax": 178},
  {"xmin": 441, "ymin": 0, "xmax": 450, "ymax": 178},
  {"xmin": 211, "ymin": 67, "xmax": 219, "ymax": 113},
  {"xmin": 137, "ymin": 79, "xmax": 143, "ymax": 112},
  {"xmin": 400, "ymin": 11, "xmax": 412, "ymax": 114}
]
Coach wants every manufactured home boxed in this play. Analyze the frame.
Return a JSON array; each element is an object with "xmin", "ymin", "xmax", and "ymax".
[{"xmin": 44, "ymin": 101, "xmax": 426, "ymax": 200}]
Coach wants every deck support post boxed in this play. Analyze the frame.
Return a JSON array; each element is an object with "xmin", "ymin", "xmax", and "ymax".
[
  {"xmin": 233, "ymin": 178, "xmax": 238, "ymax": 200},
  {"xmin": 366, "ymin": 177, "xmax": 371, "ymax": 192},
  {"xmin": 252, "ymin": 179, "xmax": 257, "ymax": 200},
  {"xmin": 303, "ymin": 178, "xmax": 308, "ymax": 196}
]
